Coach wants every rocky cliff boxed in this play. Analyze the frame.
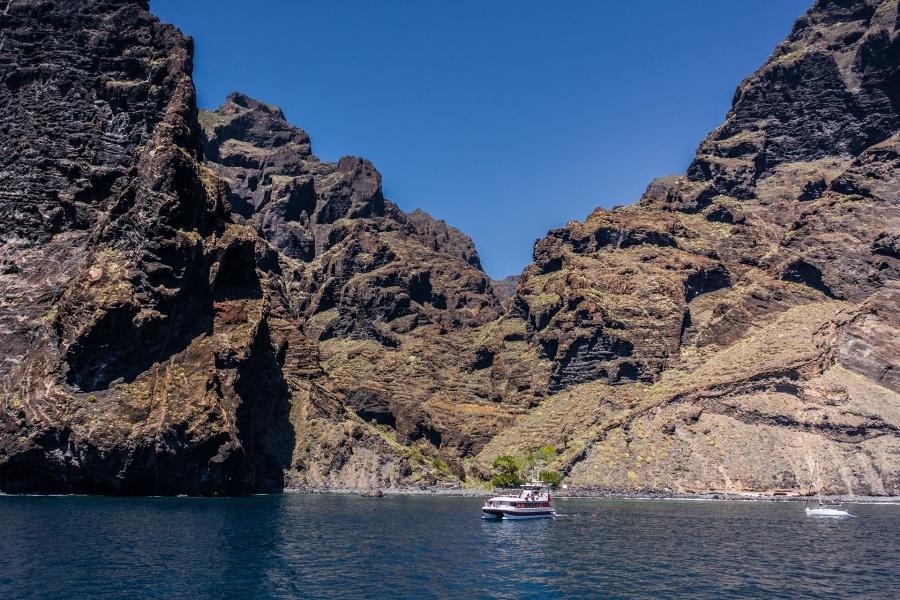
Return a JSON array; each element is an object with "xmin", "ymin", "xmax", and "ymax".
[
  {"xmin": 0, "ymin": 0, "xmax": 302, "ymax": 494},
  {"xmin": 0, "ymin": 0, "xmax": 897, "ymax": 495},
  {"xmin": 476, "ymin": 0, "xmax": 900, "ymax": 495}
]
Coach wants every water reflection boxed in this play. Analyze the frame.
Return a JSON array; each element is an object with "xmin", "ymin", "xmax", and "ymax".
[{"xmin": 0, "ymin": 496, "xmax": 898, "ymax": 599}]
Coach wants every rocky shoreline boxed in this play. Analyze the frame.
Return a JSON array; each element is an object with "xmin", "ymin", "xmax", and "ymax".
[
  {"xmin": 284, "ymin": 486, "xmax": 900, "ymax": 504},
  {"xmin": 3, "ymin": 486, "xmax": 897, "ymax": 504}
]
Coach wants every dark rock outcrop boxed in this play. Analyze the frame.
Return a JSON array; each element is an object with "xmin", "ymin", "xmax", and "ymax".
[
  {"xmin": 200, "ymin": 94, "xmax": 500, "ymax": 341},
  {"xmin": 0, "ymin": 0, "xmax": 509, "ymax": 494}
]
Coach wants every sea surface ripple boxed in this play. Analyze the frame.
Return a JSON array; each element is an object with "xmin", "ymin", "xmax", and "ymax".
[{"xmin": 1, "ymin": 495, "xmax": 897, "ymax": 599}]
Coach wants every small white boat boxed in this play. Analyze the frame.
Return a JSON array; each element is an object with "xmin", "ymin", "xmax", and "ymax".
[
  {"xmin": 805, "ymin": 489, "xmax": 853, "ymax": 517},
  {"xmin": 804, "ymin": 459, "xmax": 854, "ymax": 518},
  {"xmin": 806, "ymin": 503, "xmax": 854, "ymax": 518},
  {"xmin": 482, "ymin": 480, "xmax": 556, "ymax": 520}
]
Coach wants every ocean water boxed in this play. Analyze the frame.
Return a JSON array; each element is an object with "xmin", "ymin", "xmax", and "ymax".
[{"xmin": 0, "ymin": 495, "xmax": 897, "ymax": 599}]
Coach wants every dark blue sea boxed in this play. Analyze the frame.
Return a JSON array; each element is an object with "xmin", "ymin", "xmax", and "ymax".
[{"xmin": 1, "ymin": 494, "xmax": 897, "ymax": 599}]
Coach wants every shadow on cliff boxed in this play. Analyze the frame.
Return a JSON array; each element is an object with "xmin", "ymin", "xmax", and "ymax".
[
  {"xmin": 232, "ymin": 319, "xmax": 295, "ymax": 493},
  {"xmin": 63, "ymin": 297, "xmax": 215, "ymax": 393},
  {"xmin": 1, "ymin": 316, "xmax": 296, "ymax": 496}
]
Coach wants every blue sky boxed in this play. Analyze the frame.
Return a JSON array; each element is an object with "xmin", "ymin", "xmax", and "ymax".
[{"xmin": 151, "ymin": 0, "xmax": 811, "ymax": 278}]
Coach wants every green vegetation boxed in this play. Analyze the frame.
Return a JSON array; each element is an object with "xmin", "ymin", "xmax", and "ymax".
[
  {"xmin": 539, "ymin": 470, "xmax": 562, "ymax": 487},
  {"xmin": 407, "ymin": 447, "xmax": 426, "ymax": 464},
  {"xmin": 406, "ymin": 446, "xmax": 454, "ymax": 481},
  {"xmin": 431, "ymin": 458, "xmax": 451, "ymax": 474},
  {"xmin": 524, "ymin": 445, "xmax": 557, "ymax": 470},
  {"xmin": 490, "ymin": 455, "xmax": 523, "ymax": 487},
  {"xmin": 490, "ymin": 445, "xmax": 564, "ymax": 488}
]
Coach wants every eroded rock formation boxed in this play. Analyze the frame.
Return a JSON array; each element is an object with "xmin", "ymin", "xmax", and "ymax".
[
  {"xmin": 0, "ymin": 0, "xmax": 298, "ymax": 494},
  {"xmin": 0, "ymin": 0, "xmax": 897, "ymax": 495},
  {"xmin": 476, "ymin": 0, "xmax": 900, "ymax": 495}
]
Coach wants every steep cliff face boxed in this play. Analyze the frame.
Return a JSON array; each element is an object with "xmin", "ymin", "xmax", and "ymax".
[
  {"xmin": 199, "ymin": 94, "xmax": 544, "ymax": 487},
  {"xmin": 1, "ymin": 0, "xmax": 897, "ymax": 496},
  {"xmin": 479, "ymin": 0, "xmax": 900, "ymax": 495},
  {"xmin": 200, "ymin": 93, "xmax": 499, "ymax": 342},
  {"xmin": 0, "ymin": 0, "xmax": 531, "ymax": 493},
  {"xmin": 0, "ymin": 0, "xmax": 303, "ymax": 494}
]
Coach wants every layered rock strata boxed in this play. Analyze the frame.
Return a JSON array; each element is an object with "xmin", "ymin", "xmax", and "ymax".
[{"xmin": 1, "ymin": 0, "xmax": 898, "ymax": 495}]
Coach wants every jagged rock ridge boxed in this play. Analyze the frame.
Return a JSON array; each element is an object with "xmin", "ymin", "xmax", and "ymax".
[
  {"xmin": 1, "ymin": 0, "xmax": 898, "ymax": 495},
  {"xmin": 478, "ymin": 0, "xmax": 900, "ymax": 495},
  {"xmin": 199, "ymin": 92, "xmax": 500, "ymax": 343}
]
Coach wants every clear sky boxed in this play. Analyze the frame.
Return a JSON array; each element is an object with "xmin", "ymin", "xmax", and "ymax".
[{"xmin": 151, "ymin": 0, "xmax": 811, "ymax": 279}]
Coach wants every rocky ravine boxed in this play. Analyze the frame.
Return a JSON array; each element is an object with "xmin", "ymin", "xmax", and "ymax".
[{"xmin": 1, "ymin": 0, "xmax": 898, "ymax": 495}]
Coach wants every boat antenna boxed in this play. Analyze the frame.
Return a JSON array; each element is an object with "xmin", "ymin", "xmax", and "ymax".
[{"xmin": 814, "ymin": 458, "xmax": 824, "ymax": 507}]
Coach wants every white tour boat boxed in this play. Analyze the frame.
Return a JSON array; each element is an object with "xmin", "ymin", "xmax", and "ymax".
[{"xmin": 482, "ymin": 480, "xmax": 556, "ymax": 520}]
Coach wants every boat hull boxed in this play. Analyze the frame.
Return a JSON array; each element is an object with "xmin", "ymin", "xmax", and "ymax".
[
  {"xmin": 482, "ymin": 509, "xmax": 555, "ymax": 520},
  {"xmin": 806, "ymin": 507, "xmax": 853, "ymax": 517}
]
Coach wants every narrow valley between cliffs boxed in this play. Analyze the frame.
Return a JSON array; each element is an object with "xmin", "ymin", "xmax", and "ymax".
[{"xmin": 0, "ymin": 0, "xmax": 898, "ymax": 497}]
